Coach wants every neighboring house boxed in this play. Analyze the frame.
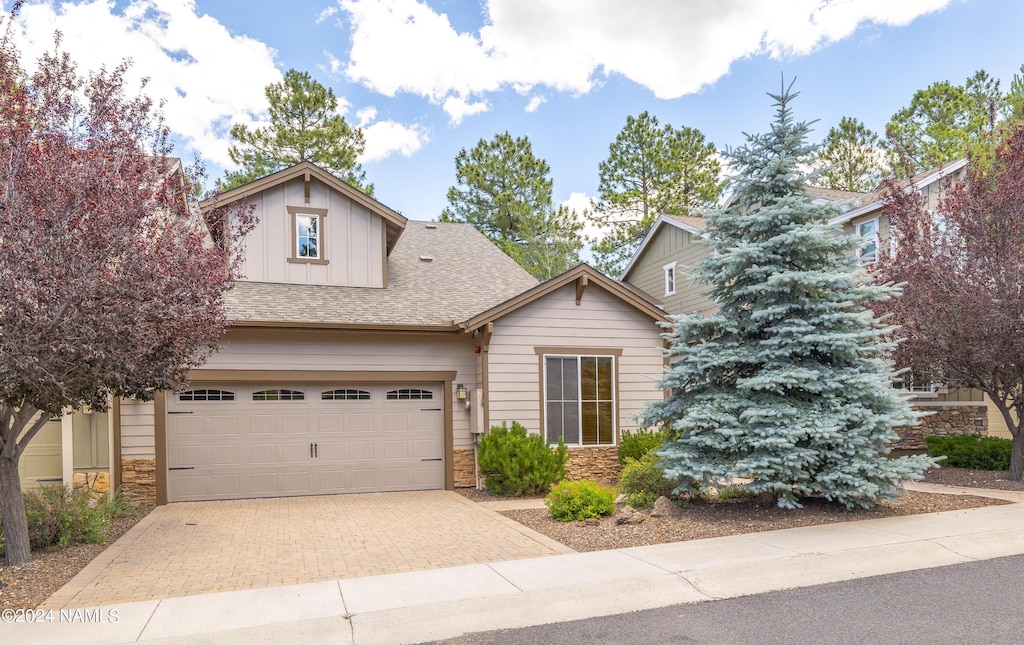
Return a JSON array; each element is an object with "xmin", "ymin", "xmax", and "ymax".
[
  {"xmin": 93, "ymin": 162, "xmax": 668, "ymax": 507},
  {"xmin": 620, "ymin": 160, "xmax": 991, "ymax": 449}
]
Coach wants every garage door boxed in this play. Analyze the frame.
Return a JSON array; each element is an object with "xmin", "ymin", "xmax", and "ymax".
[{"xmin": 166, "ymin": 383, "xmax": 444, "ymax": 502}]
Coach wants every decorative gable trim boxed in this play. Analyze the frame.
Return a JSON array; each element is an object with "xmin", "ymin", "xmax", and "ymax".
[{"xmin": 620, "ymin": 214, "xmax": 709, "ymax": 281}]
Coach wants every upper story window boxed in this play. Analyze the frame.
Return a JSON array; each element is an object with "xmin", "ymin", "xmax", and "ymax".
[
  {"xmin": 287, "ymin": 206, "xmax": 329, "ymax": 264},
  {"xmin": 663, "ymin": 262, "xmax": 677, "ymax": 296},
  {"xmin": 857, "ymin": 218, "xmax": 878, "ymax": 264}
]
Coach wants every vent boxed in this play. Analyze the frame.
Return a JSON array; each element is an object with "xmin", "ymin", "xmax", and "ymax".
[
  {"xmin": 419, "ymin": 255, "xmax": 433, "ymax": 262},
  {"xmin": 425, "ymin": 223, "xmax": 437, "ymax": 229}
]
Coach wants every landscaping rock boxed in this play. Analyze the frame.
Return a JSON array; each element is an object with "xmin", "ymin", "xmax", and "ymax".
[
  {"xmin": 614, "ymin": 505, "xmax": 647, "ymax": 525},
  {"xmin": 650, "ymin": 496, "xmax": 680, "ymax": 518}
]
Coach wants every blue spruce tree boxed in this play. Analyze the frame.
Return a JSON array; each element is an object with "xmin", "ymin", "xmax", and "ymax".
[{"xmin": 641, "ymin": 81, "xmax": 936, "ymax": 509}]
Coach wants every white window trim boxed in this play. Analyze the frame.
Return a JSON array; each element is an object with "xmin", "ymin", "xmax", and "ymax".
[
  {"xmin": 663, "ymin": 262, "xmax": 677, "ymax": 296},
  {"xmin": 542, "ymin": 354, "xmax": 617, "ymax": 447},
  {"xmin": 856, "ymin": 217, "xmax": 879, "ymax": 264}
]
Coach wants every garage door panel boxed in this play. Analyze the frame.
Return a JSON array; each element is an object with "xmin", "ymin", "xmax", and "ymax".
[
  {"xmin": 167, "ymin": 382, "xmax": 445, "ymax": 502},
  {"xmin": 250, "ymin": 415, "xmax": 278, "ymax": 434}
]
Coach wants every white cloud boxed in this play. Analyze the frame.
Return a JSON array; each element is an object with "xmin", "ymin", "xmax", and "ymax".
[
  {"xmin": 322, "ymin": 49, "xmax": 343, "ymax": 77},
  {"xmin": 316, "ymin": 5, "xmax": 339, "ymax": 24},
  {"xmin": 525, "ymin": 96, "xmax": 545, "ymax": 113},
  {"xmin": 9, "ymin": 0, "xmax": 282, "ymax": 167},
  {"xmin": 360, "ymin": 119, "xmax": 430, "ymax": 164},
  {"xmin": 338, "ymin": 0, "xmax": 952, "ymax": 118},
  {"xmin": 356, "ymin": 106, "xmax": 378, "ymax": 127}
]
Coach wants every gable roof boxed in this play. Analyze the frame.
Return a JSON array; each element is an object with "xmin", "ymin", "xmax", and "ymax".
[
  {"xmin": 463, "ymin": 263, "xmax": 668, "ymax": 332},
  {"xmin": 619, "ymin": 214, "xmax": 708, "ymax": 281},
  {"xmin": 227, "ymin": 221, "xmax": 538, "ymax": 330},
  {"xmin": 828, "ymin": 158, "xmax": 969, "ymax": 226},
  {"xmin": 199, "ymin": 161, "xmax": 409, "ymax": 254}
]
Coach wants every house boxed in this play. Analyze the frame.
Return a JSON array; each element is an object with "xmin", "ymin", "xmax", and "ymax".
[
  {"xmin": 51, "ymin": 161, "xmax": 668, "ymax": 507},
  {"xmin": 620, "ymin": 161, "xmax": 992, "ymax": 448}
]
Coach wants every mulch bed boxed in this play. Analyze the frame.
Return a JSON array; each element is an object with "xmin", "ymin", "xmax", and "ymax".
[{"xmin": 0, "ymin": 511, "xmax": 148, "ymax": 611}]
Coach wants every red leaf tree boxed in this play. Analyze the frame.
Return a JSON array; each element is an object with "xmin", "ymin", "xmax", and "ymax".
[
  {"xmin": 876, "ymin": 122, "xmax": 1024, "ymax": 480},
  {"xmin": 0, "ymin": 24, "xmax": 256, "ymax": 563}
]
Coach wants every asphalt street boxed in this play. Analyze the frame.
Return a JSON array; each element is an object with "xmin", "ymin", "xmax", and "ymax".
[{"xmin": 432, "ymin": 554, "xmax": 1024, "ymax": 645}]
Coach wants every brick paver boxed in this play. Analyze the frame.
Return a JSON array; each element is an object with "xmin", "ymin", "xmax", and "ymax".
[{"xmin": 43, "ymin": 491, "xmax": 572, "ymax": 608}]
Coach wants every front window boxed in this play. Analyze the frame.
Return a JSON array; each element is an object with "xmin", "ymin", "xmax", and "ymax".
[
  {"xmin": 544, "ymin": 355, "xmax": 615, "ymax": 446},
  {"xmin": 296, "ymin": 214, "xmax": 320, "ymax": 259},
  {"xmin": 857, "ymin": 218, "xmax": 878, "ymax": 264}
]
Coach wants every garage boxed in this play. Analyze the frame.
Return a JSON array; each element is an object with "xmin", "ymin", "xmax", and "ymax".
[{"xmin": 165, "ymin": 383, "xmax": 445, "ymax": 502}]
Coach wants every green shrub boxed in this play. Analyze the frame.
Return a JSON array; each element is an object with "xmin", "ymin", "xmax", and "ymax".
[
  {"xmin": 618, "ymin": 452, "xmax": 676, "ymax": 509},
  {"xmin": 618, "ymin": 427, "xmax": 667, "ymax": 465},
  {"xmin": 477, "ymin": 421, "xmax": 568, "ymax": 496},
  {"xmin": 926, "ymin": 434, "xmax": 1013, "ymax": 470},
  {"xmin": 0, "ymin": 485, "xmax": 132, "ymax": 557},
  {"xmin": 545, "ymin": 480, "xmax": 616, "ymax": 521},
  {"xmin": 715, "ymin": 485, "xmax": 756, "ymax": 501}
]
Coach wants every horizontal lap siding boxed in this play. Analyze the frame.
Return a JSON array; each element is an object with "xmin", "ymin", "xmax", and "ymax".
[
  {"xmin": 120, "ymin": 400, "xmax": 156, "ymax": 459},
  {"xmin": 488, "ymin": 284, "xmax": 665, "ymax": 439},
  {"xmin": 205, "ymin": 329, "xmax": 478, "ymax": 448},
  {"xmin": 625, "ymin": 225, "xmax": 715, "ymax": 316}
]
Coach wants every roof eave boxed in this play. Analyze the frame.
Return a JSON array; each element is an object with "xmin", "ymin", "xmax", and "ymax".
[{"xmin": 620, "ymin": 214, "xmax": 708, "ymax": 280}]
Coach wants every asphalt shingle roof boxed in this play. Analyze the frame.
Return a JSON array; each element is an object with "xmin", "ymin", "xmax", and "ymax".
[{"xmin": 226, "ymin": 221, "xmax": 538, "ymax": 327}]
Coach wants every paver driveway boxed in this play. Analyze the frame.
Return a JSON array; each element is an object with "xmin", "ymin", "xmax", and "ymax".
[{"xmin": 43, "ymin": 491, "xmax": 571, "ymax": 608}]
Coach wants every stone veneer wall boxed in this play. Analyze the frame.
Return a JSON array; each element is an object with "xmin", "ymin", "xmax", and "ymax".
[
  {"xmin": 565, "ymin": 446, "xmax": 621, "ymax": 484},
  {"xmin": 120, "ymin": 458, "xmax": 157, "ymax": 508},
  {"xmin": 892, "ymin": 405, "xmax": 989, "ymax": 450},
  {"xmin": 453, "ymin": 449, "xmax": 477, "ymax": 488}
]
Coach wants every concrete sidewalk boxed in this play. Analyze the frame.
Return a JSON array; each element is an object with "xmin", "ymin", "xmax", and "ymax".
[{"xmin": 7, "ymin": 496, "xmax": 1024, "ymax": 645}]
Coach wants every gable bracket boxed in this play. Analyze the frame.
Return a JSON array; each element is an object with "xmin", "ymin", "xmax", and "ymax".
[
  {"xmin": 304, "ymin": 170, "xmax": 311, "ymax": 204},
  {"xmin": 575, "ymin": 275, "xmax": 588, "ymax": 305}
]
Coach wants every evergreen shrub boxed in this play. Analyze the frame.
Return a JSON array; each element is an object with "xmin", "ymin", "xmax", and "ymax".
[
  {"xmin": 477, "ymin": 421, "xmax": 568, "ymax": 496},
  {"xmin": 617, "ymin": 427, "xmax": 667, "ymax": 465},
  {"xmin": 545, "ymin": 480, "xmax": 616, "ymax": 521},
  {"xmin": 926, "ymin": 435, "xmax": 1012, "ymax": 470},
  {"xmin": 0, "ymin": 485, "xmax": 134, "ymax": 557},
  {"xmin": 618, "ymin": 452, "xmax": 677, "ymax": 509}
]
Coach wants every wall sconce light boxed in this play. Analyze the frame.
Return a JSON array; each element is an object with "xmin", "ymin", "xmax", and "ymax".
[{"xmin": 456, "ymin": 384, "xmax": 470, "ymax": 410}]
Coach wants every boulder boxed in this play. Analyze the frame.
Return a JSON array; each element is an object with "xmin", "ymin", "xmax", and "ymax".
[
  {"xmin": 614, "ymin": 505, "xmax": 647, "ymax": 525},
  {"xmin": 650, "ymin": 496, "xmax": 680, "ymax": 518}
]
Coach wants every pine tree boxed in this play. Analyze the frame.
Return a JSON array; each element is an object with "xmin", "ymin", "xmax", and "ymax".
[{"xmin": 641, "ymin": 81, "xmax": 936, "ymax": 509}]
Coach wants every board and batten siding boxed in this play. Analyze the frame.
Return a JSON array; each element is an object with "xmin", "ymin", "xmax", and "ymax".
[
  {"xmin": 119, "ymin": 399, "xmax": 156, "ymax": 459},
  {"xmin": 624, "ymin": 224, "xmax": 715, "ymax": 316},
  {"xmin": 486, "ymin": 283, "xmax": 665, "ymax": 440},
  {"xmin": 199, "ymin": 329, "xmax": 479, "ymax": 449},
  {"xmin": 234, "ymin": 176, "xmax": 385, "ymax": 288}
]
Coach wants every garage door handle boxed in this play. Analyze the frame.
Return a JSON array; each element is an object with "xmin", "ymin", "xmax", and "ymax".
[
  {"xmin": 421, "ymin": 458, "xmax": 442, "ymax": 462},
  {"xmin": 169, "ymin": 467, "xmax": 195, "ymax": 471},
  {"xmin": 168, "ymin": 411, "xmax": 193, "ymax": 415},
  {"xmin": 421, "ymin": 408, "xmax": 441, "ymax": 411}
]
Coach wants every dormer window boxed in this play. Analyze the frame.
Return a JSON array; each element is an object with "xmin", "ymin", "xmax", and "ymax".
[{"xmin": 287, "ymin": 206, "xmax": 329, "ymax": 264}]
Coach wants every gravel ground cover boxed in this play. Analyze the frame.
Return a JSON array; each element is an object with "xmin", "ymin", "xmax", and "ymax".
[{"xmin": 463, "ymin": 467, "xmax": 1024, "ymax": 553}]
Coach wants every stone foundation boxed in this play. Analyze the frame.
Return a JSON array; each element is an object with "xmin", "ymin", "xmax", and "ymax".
[
  {"xmin": 453, "ymin": 448, "xmax": 477, "ymax": 488},
  {"xmin": 72, "ymin": 471, "xmax": 110, "ymax": 495},
  {"xmin": 893, "ymin": 405, "xmax": 989, "ymax": 450},
  {"xmin": 564, "ymin": 446, "xmax": 621, "ymax": 484},
  {"xmin": 120, "ymin": 458, "xmax": 157, "ymax": 508}
]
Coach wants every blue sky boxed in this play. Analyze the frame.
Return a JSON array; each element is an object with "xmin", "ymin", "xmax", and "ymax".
[{"xmin": 7, "ymin": 0, "xmax": 1024, "ymax": 227}]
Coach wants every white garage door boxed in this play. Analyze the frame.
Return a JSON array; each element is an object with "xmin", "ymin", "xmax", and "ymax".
[{"xmin": 166, "ymin": 383, "xmax": 444, "ymax": 502}]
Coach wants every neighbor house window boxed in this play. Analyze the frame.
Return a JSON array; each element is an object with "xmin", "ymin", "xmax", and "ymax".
[
  {"xmin": 663, "ymin": 262, "xmax": 677, "ymax": 296},
  {"xmin": 288, "ymin": 206, "xmax": 329, "ymax": 264},
  {"xmin": 544, "ymin": 355, "xmax": 615, "ymax": 446},
  {"xmin": 857, "ymin": 218, "xmax": 878, "ymax": 264}
]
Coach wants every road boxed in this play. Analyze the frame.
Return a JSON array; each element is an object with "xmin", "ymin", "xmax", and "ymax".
[{"xmin": 432, "ymin": 554, "xmax": 1024, "ymax": 645}]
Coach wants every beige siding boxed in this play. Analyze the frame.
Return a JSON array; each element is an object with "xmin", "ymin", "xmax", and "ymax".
[
  {"xmin": 624, "ymin": 224, "xmax": 715, "ymax": 315},
  {"xmin": 202, "ymin": 329, "xmax": 478, "ymax": 449},
  {"xmin": 487, "ymin": 284, "xmax": 665, "ymax": 441},
  {"xmin": 235, "ymin": 176, "xmax": 385, "ymax": 287},
  {"xmin": 120, "ymin": 399, "xmax": 156, "ymax": 459},
  {"xmin": 987, "ymin": 395, "xmax": 1016, "ymax": 440}
]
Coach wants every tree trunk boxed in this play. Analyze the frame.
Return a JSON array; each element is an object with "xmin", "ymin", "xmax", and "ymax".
[
  {"xmin": 1009, "ymin": 433, "xmax": 1024, "ymax": 482},
  {"xmin": 0, "ymin": 455, "xmax": 31, "ymax": 566}
]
